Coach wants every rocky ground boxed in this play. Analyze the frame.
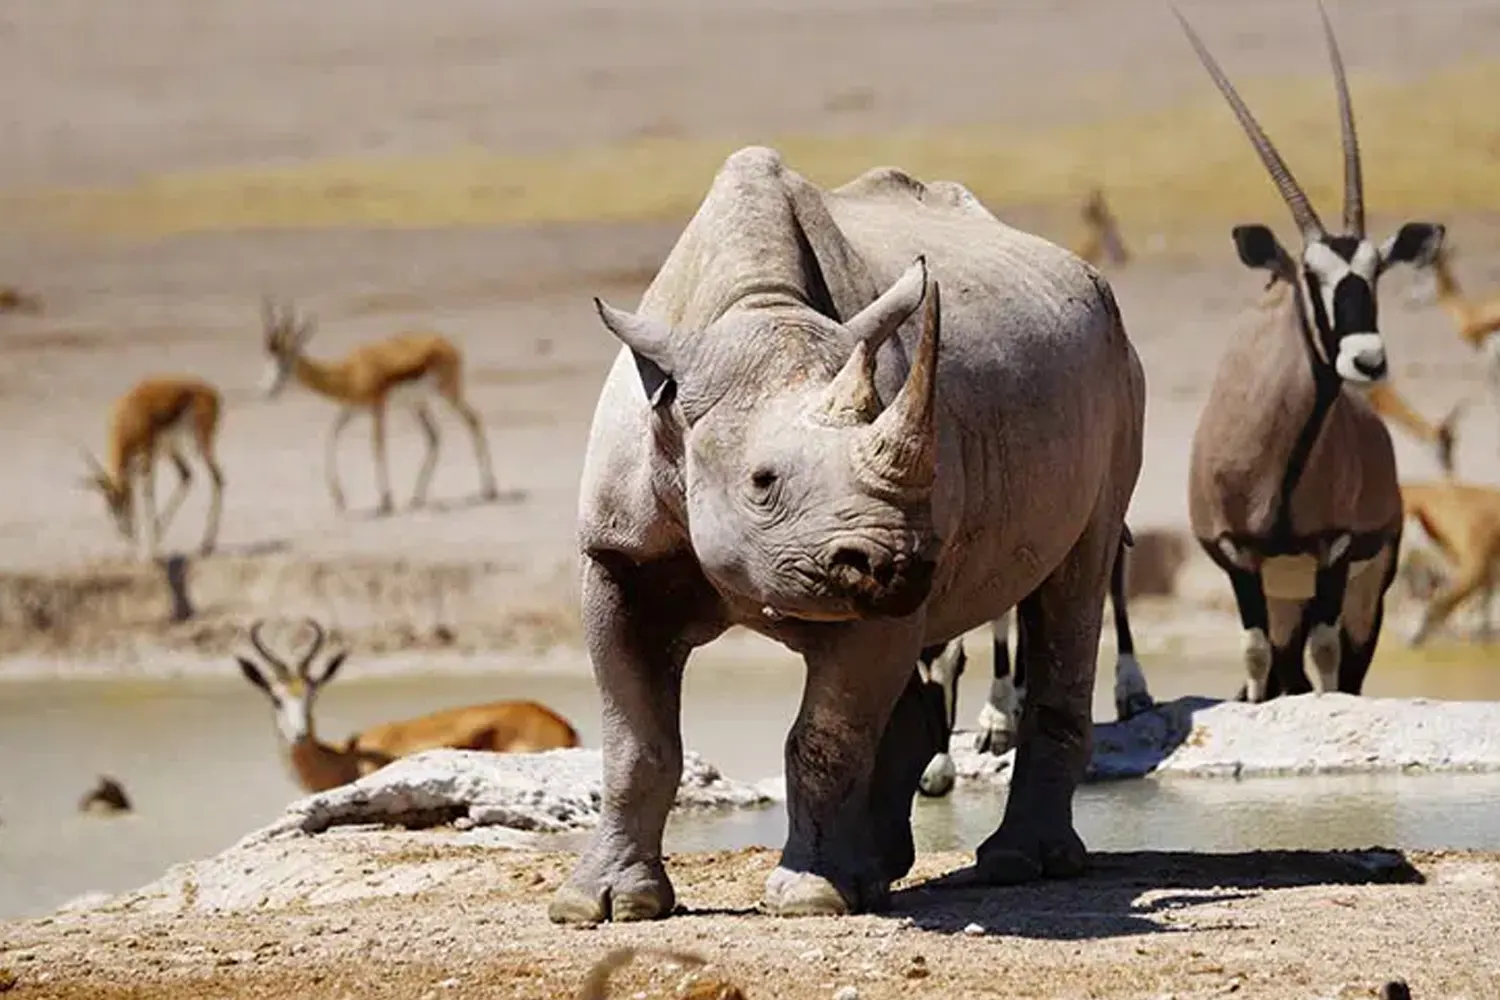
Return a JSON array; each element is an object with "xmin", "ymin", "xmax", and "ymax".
[{"xmin": 10, "ymin": 698, "xmax": 1500, "ymax": 999}]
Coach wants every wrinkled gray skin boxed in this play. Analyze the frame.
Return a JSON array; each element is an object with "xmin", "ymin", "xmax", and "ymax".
[{"xmin": 549, "ymin": 146, "xmax": 1146, "ymax": 923}]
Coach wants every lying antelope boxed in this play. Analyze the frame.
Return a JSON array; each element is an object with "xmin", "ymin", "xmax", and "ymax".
[
  {"xmin": 258, "ymin": 298, "xmax": 501, "ymax": 516},
  {"xmin": 914, "ymin": 532, "xmax": 1152, "ymax": 797},
  {"xmin": 80, "ymin": 376, "xmax": 225, "ymax": 559},
  {"xmin": 236, "ymin": 617, "xmax": 582, "ymax": 793},
  {"xmin": 1178, "ymin": 5, "xmax": 1444, "ymax": 702},
  {"xmin": 1400, "ymin": 479, "xmax": 1500, "ymax": 647},
  {"xmin": 1073, "ymin": 188, "xmax": 1130, "ymax": 269}
]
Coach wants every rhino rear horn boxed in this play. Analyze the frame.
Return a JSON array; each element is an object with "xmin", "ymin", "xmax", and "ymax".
[
  {"xmin": 860, "ymin": 275, "xmax": 941, "ymax": 491},
  {"xmin": 595, "ymin": 298, "xmax": 679, "ymax": 409},
  {"xmin": 823, "ymin": 257, "xmax": 929, "ymax": 423}
]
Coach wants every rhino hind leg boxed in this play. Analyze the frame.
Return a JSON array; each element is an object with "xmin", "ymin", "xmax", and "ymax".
[
  {"xmin": 762, "ymin": 620, "xmax": 926, "ymax": 917},
  {"xmin": 549, "ymin": 552, "xmax": 720, "ymax": 925},
  {"xmin": 872, "ymin": 668, "xmax": 953, "ymax": 879},
  {"xmin": 971, "ymin": 518, "xmax": 1120, "ymax": 886}
]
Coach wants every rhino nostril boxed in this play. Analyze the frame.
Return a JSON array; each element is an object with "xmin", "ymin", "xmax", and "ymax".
[{"xmin": 830, "ymin": 547, "xmax": 873, "ymax": 579}]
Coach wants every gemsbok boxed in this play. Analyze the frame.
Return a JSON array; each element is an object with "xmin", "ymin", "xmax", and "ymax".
[
  {"xmin": 1399, "ymin": 479, "xmax": 1500, "ymax": 647},
  {"xmin": 80, "ymin": 376, "xmax": 225, "ymax": 560},
  {"xmin": 258, "ymin": 298, "xmax": 501, "ymax": 516},
  {"xmin": 236, "ymin": 617, "xmax": 583, "ymax": 794},
  {"xmin": 914, "ymin": 531, "xmax": 1153, "ymax": 797},
  {"xmin": 1177, "ymin": 4, "xmax": 1445, "ymax": 702}
]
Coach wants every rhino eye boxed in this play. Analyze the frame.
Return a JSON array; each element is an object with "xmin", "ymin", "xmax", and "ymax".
[{"xmin": 750, "ymin": 468, "xmax": 778, "ymax": 492}]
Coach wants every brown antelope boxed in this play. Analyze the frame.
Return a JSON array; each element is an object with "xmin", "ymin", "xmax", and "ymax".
[
  {"xmin": 258, "ymin": 298, "xmax": 500, "ymax": 516},
  {"xmin": 80, "ymin": 376, "xmax": 225, "ymax": 559},
  {"xmin": 1365, "ymin": 382, "xmax": 1462, "ymax": 476},
  {"xmin": 1177, "ymin": 5, "xmax": 1445, "ymax": 702},
  {"xmin": 1416, "ymin": 244, "xmax": 1500, "ymax": 366},
  {"xmin": 235, "ymin": 617, "xmax": 582, "ymax": 794},
  {"xmin": 0, "ymin": 285, "xmax": 42, "ymax": 314},
  {"xmin": 1073, "ymin": 188, "xmax": 1130, "ymax": 268},
  {"xmin": 1399, "ymin": 479, "xmax": 1500, "ymax": 647}
]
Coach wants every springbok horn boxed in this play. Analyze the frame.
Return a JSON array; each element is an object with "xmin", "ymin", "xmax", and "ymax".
[
  {"xmin": 1173, "ymin": 8, "xmax": 1326, "ymax": 241},
  {"xmin": 294, "ymin": 617, "xmax": 328, "ymax": 678},
  {"xmin": 1317, "ymin": 0, "xmax": 1364, "ymax": 236},
  {"xmin": 862, "ymin": 276, "xmax": 941, "ymax": 491},
  {"xmin": 248, "ymin": 619, "xmax": 292, "ymax": 678}
]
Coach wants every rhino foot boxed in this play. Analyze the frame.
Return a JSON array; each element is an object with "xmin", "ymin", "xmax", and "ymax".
[
  {"xmin": 548, "ymin": 857, "xmax": 675, "ymax": 924},
  {"xmin": 973, "ymin": 822, "xmax": 1089, "ymax": 885},
  {"xmin": 761, "ymin": 867, "xmax": 889, "ymax": 917}
]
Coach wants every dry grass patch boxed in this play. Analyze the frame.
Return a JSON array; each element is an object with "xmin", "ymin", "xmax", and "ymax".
[{"xmin": 6, "ymin": 63, "xmax": 1499, "ymax": 240}]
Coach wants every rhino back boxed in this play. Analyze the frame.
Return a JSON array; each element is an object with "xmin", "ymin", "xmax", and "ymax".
[{"xmin": 826, "ymin": 167, "xmax": 1145, "ymax": 631}]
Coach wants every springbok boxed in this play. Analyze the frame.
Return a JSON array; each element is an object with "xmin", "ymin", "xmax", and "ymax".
[
  {"xmin": 1073, "ymin": 188, "xmax": 1130, "ymax": 269},
  {"xmin": 1399, "ymin": 479, "xmax": 1500, "ymax": 647},
  {"xmin": 914, "ymin": 532, "xmax": 1151, "ymax": 797},
  {"xmin": 236, "ymin": 617, "xmax": 582, "ymax": 794},
  {"xmin": 1177, "ymin": 5, "xmax": 1445, "ymax": 702},
  {"xmin": 80, "ymin": 376, "xmax": 225, "ymax": 560},
  {"xmin": 1416, "ymin": 244, "xmax": 1500, "ymax": 375},
  {"xmin": 258, "ymin": 298, "xmax": 501, "ymax": 516},
  {"xmin": 1365, "ymin": 382, "xmax": 1462, "ymax": 476}
]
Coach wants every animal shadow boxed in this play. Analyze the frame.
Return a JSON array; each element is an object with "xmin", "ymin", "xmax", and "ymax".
[{"xmin": 894, "ymin": 847, "xmax": 1423, "ymax": 941}]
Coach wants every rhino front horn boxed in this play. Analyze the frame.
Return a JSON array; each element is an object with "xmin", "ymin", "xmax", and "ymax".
[{"xmin": 860, "ymin": 275, "xmax": 941, "ymax": 491}]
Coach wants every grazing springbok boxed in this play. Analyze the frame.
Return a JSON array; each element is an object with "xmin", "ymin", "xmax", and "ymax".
[
  {"xmin": 258, "ymin": 298, "xmax": 501, "ymax": 516},
  {"xmin": 914, "ymin": 531, "xmax": 1152, "ymax": 797},
  {"xmin": 1399, "ymin": 479, "xmax": 1500, "ymax": 647},
  {"xmin": 236, "ymin": 617, "xmax": 582, "ymax": 794},
  {"xmin": 1073, "ymin": 188, "xmax": 1130, "ymax": 269},
  {"xmin": 1177, "ymin": 5, "xmax": 1445, "ymax": 702},
  {"xmin": 80, "ymin": 376, "xmax": 225, "ymax": 560}
]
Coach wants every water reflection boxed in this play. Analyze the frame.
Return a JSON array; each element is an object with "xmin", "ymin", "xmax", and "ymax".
[{"xmin": 3, "ymin": 640, "xmax": 1500, "ymax": 920}]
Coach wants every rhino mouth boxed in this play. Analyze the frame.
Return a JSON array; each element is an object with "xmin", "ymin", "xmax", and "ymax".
[{"xmin": 828, "ymin": 552, "xmax": 937, "ymax": 619}]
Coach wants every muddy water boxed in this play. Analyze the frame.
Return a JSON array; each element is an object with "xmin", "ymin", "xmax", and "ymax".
[{"xmin": 3, "ymin": 641, "xmax": 1500, "ymax": 921}]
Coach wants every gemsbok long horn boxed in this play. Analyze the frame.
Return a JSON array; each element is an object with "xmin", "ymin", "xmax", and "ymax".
[
  {"xmin": 1317, "ymin": 0, "xmax": 1364, "ymax": 236},
  {"xmin": 1172, "ymin": 7, "xmax": 1326, "ymax": 240}
]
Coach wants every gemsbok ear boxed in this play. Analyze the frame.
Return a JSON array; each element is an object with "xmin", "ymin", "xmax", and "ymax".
[
  {"xmin": 1381, "ymin": 222, "xmax": 1445, "ymax": 270},
  {"xmin": 1231, "ymin": 225, "xmax": 1286, "ymax": 272}
]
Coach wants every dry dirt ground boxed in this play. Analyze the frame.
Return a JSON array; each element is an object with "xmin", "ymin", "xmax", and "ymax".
[{"xmin": 2, "ymin": 840, "xmax": 1499, "ymax": 1000}]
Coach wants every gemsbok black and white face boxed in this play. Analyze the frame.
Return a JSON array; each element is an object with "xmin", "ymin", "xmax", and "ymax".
[{"xmin": 1176, "ymin": 2, "xmax": 1445, "ymax": 388}]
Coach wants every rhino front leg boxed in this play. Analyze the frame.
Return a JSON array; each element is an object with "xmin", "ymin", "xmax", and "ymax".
[
  {"xmin": 763, "ymin": 620, "xmax": 924, "ymax": 917},
  {"xmin": 549, "ymin": 551, "xmax": 722, "ymax": 925},
  {"xmin": 973, "ymin": 522, "xmax": 1117, "ymax": 886}
]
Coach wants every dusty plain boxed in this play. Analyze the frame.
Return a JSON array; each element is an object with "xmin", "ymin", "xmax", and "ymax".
[{"xmin": 3, "ymin": 0, "xmax": 1500, "ymax": 996}]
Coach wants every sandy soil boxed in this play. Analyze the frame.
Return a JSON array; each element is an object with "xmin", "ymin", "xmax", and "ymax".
[{"xmin": 2, "ymin": 838, "xmax": 1498, "ymax": 999}]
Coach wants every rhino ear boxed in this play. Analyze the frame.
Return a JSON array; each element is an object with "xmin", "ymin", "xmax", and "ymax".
[{"xmin": 594, "ymin": 298, "xmax": 678, "ymax": 409}]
